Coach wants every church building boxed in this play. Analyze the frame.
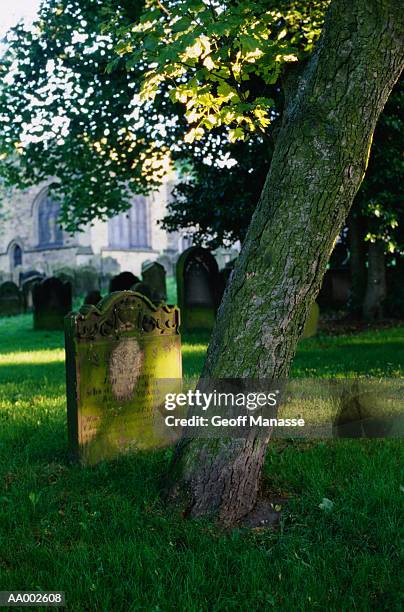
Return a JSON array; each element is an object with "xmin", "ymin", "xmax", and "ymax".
[{"xmin": 0, "ymin": 176, "xmax": 194, "ymax": 283}]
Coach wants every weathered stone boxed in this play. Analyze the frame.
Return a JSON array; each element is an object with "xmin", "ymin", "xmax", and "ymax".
[
  {"xmin": 20, "ymin": 271, "xmax": 45, "ymax": 312},
  {"xmin": 75, "ymin": 266, "xmax": 100, "ymax": 296},
  {"xmin": 19, "ymin": 269, "xmax": 44, "ymax": 285},
  {"xmin": 176, "ymin": 246, "xmax": 219, "ymax": 331},
  {"xmin": 109, "ymin": 271, "xmax": 140, "ymax": 293},
  {"xmin": 54, "ymin": 267, "xmax": 75, "ymax": 292},
  {"xmin": 33, "ymin": 277, "xmax": 72, "ymax": 330},
  {"xmin": 0, "ymin": 281, "xmax": 24, "ymax": 316},
  {"xmin": 141, "ymin": 261, "xmax": 167, "ymax": 303},
  {"xmin": 65, "ymin": 291, "xmax": 182, "ymax": 464},
  {"xmin": 156, "ymin": 254, "xmax": 175, "ymax": 276}
]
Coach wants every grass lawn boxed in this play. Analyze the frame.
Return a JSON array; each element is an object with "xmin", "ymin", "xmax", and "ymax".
[{"xmin": 0, "ymin": 314, "xmax": 403, "ymax": 610}]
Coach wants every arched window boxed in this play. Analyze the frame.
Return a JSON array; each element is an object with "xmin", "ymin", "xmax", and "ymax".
[
  {"xmin": 108, "ymin": 196, "xmax": 150, "ymax": 249},
  {"xmin": 13, "ymin": 244, "xmax": 22, "ymax": 268},
  {"xmin": 38, "ymin": 194, "xmax": 63, "ymax": 247}
]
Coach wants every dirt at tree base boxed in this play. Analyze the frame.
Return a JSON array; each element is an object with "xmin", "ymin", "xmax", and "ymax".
[{"xmin": 240, "ymin": 495, "xmax": 289, "ymax": 529}]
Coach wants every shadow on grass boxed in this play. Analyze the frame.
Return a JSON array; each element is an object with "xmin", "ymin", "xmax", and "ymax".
[
  {"xmin": 0, "ymin": 361, "xmax": 65, "ymax": 385},
  {"xmin": 0, "ymin": 315, "xmax": 64, "ymax": 354},
  {"xmin": 292, "ymin": 341, "xmax": 404, "ymax": 376}
]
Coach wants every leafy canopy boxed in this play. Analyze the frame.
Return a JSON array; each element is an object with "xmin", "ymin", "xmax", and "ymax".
[
  {"xmin": 0, "ymin": 0, "xmax": 326, "ymax": 231},
  {"xmin": 108, "ymin": 0, "xmax": 325, "ymax": 143},
  {"xmin": 355, "ymin": 80, "xmax": 404, "ymax": 254}
]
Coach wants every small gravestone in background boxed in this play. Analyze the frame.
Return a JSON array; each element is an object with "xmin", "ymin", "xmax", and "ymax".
[
  {"xmin": 302, "ymin": 302, "xmax": 320, "ymax": 338},
  {"xmin": 100, "ymin": 257, "xmax": 120, "ymax": 292},
  {"xmin": 19, "ymin": 269, "xmax": 44, "ymax": 285},
  {"xmin": 176, "ymin": 246, "xmax": 219, "ymax": 331},
  {"xmin": 131, "ymin": 282, "xmax": 153, "ymax": 301},
  {"xmin": 142, "ymin": 261, "xmax": 167, "ymax": 303},
  {"xmin": 33, "ymin": 277, "xmax": 72, "ymax": 330},
  {"xmin": 20, "ymin": 272, "xmax": 45, "ymax": 312},
  {"xmin": 75, "ymin": 266, "xmax": 100, "ymax": 296},
  {"xmin": 54, "ymin": 267, "xmax": 75, "ymax": 290},
  {"xmin": 84, "ymin": 290, "xmax": 102, "ymax": 306},
  {"xmin": 109, "ymin": 271, "xmax": 140, "ymax": 293},
  {"xmin": 65, "ymin": 291, "xmax": 182, "ymax": 465},
  {"xmin": 0, "ymin": 282, "xmax": 24, "ymax": 316},
  {"xmin": 157, "ymin": 254, "xmax": 173, "ymax": 276}
]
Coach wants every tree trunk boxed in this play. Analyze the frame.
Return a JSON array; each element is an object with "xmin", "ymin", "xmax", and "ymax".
[
  {"xmin": 168, "ymin": 0, "xmax": 404, "ymax": 524},
  {"xmin": 363, "ymin": 240, "xmax": 387, "ymax": 320},
  {"xmin": 347, "ymin": 211, "xmax": 367, "ymax": 317}
]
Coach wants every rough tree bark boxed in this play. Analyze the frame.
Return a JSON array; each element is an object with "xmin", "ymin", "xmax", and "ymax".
[
  {"xmin": 363, "ymin": 240, "xmax": 387, "ymax": 320},
  {"xmin": 168, "ymin": 0, "xmax": 404, "ymax": 524}
]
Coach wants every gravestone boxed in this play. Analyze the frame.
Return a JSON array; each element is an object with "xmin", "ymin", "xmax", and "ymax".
[
  {"xmin": 0, "ymin": 282, "xmax": 24, "ymax": 316},
  {"xmin": 157, "ymin": 254, "xmax": 174, "ymax": 276},
  {"xmin": 33, "ymin": 277, "xmax": 72, "ymax": 330},
  {"xmin": 75, "ymin": 266, "xmax": 100, "ymax": 296},
  {"xmin": 19, "ymin": 269, "xmax": 44, "ymax": 285},
  {"xmin": 84, "ymin": 290, "xmax": 102, "ymax": 306},
  {"xmin": 65, "ymin": 291, "xmax": 182, "ymax": 464},
  {"xmin": 21, "ymin": 273, "xmax": 45, "ymax": 312},
  {"xmin": 302, "ymin": 302, "xmax": 320, "ymax": 338},
  {"xmin": 100, "ymin": 258, "xmax": 120, "ymax": 292},
  {"xmin": 132, "ymin": 282, "xmax": 153, "ymax": 301},
  {"xmin": 100, "ymin": 273, "xmax": 113, "ymax": 294},
  {"xmin": 142, "ymin": 261, "xmax": 167, "ymax": 303},
  {"xmin": 109, "ymin": 271, "xmax": 140, "ymax": 293},
  {"xmin": 176, "ymin": 246, "xmax": 219, "ymax": 331},
  {"xmin": 54, "ymin": 267, "xmax": 75, "ymax": 293}
]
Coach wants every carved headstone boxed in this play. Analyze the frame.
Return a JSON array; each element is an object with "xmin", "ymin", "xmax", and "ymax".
[
  {"xmin": 65, "ymin": 291, "xmax": 182, "ymax": 464},
  {"xmin": 33, "ymin": 277, "xmax": 72, "ymax": 330},
  {"xmin": 0, "ymin": 282, "xmax": 24, "ymax": 316},
  {"xmin": 142, "ymin": 261, "xmax": 167, "ymax": 303},
  {"xmin": 302, "ymin": 302, "xmax": 320, "ymax": 338},
  {"xmin": 176, "ymin": 246, "xmax": 219, "ymax": 331},
  {"xmin": 109, "ymin": 271, "xmax": 140, "ymax": 293}
]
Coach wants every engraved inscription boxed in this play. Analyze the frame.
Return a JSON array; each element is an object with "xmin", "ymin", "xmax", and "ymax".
[{"xmin": 109, "ymin": 337, "xmax": 143, "ymax": 401}]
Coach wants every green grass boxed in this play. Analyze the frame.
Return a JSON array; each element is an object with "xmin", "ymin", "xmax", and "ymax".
[{"xmin": 0, "ymin": 315, "xmax": 403, "ymax": 611}]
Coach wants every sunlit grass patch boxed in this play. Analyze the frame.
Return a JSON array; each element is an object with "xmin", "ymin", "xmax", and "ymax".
[{"xmin": 0, "ymin": 349, "xmax": 65, "ymax": 366}]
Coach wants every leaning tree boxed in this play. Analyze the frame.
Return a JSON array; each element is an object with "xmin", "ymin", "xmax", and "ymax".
[
  {"xmin": 148, "ymin": 0, "xmax": 402, "ymax": 522},
  {"xmin": 0, "ymin": 0, "xmax": 403, "ymax": 523}
]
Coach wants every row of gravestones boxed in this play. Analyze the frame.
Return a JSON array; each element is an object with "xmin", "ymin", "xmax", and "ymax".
[
  {"xmin": 0, "ymin": 246, "xmax": 319, "ymax": 335},
  {"xmin": 0, "ymin": 261, "xmax": 168, "ymax": 323}
]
